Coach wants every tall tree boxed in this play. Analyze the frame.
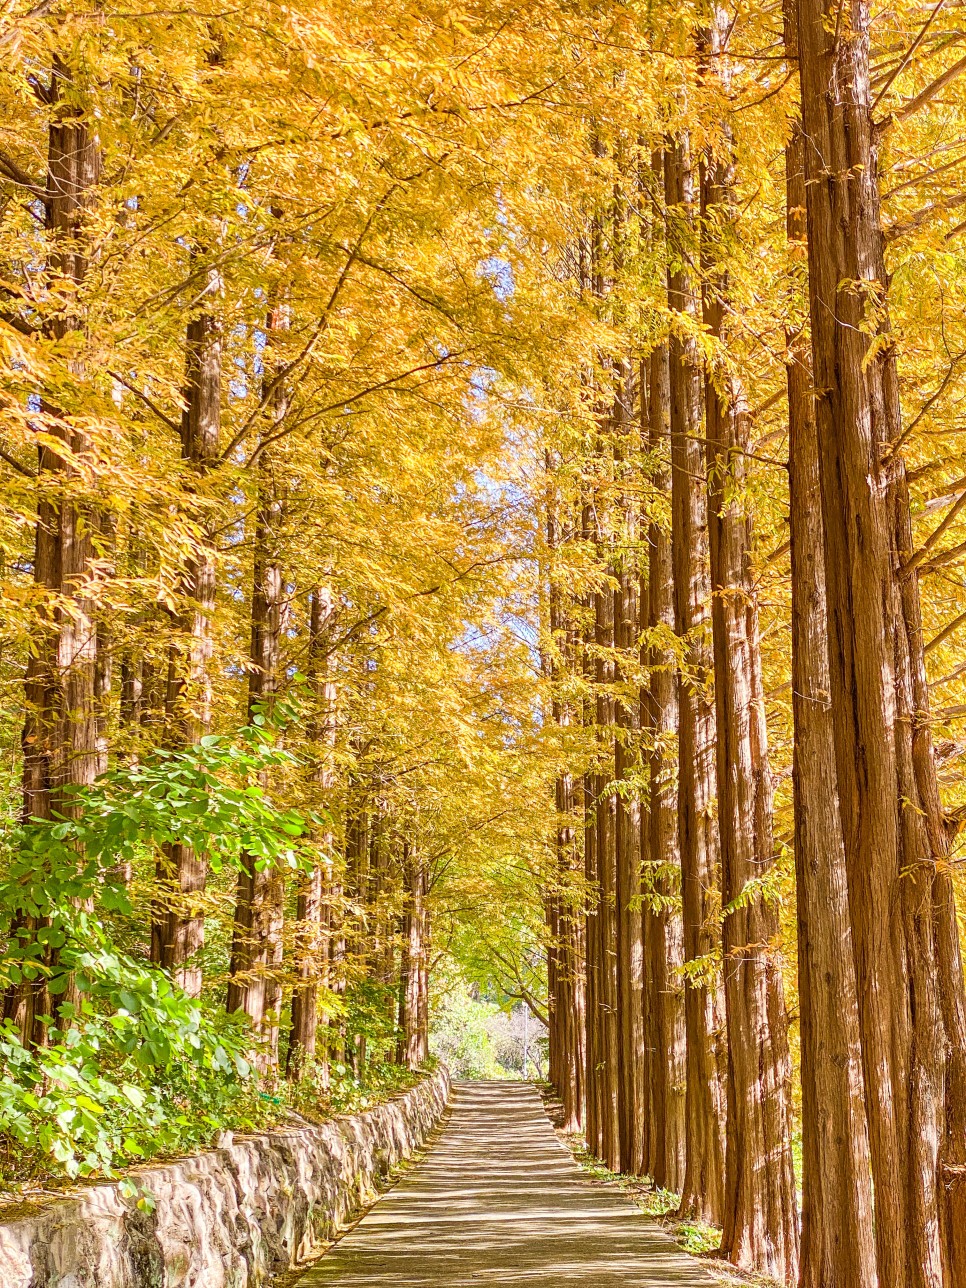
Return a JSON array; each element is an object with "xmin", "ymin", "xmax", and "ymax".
[
  {"xmin": 397, "ymin": 838, "xmax": 429, "ymax": 1070},
  {"xmin": 664, "ymin": 134, "xmax": 727, "ymax": 1226},
  {"xmin": 546, "ymin": 468, "xmax": 587, "ymax": 1132},
  {"xmin": 151, "ymin": 258, "xmax": 221, "ymax": 997},
  {"xmin": 699, "ymin": 15, "xmax": 798, "ymax": 1279},
  {"xmin": 643, "ymin": 338, "xmax": 687, "ymax": 1193},
  {"xmin": 614, "ymin": 358, "xmax": 648, "ymax": 1177},
  {"xmin": 796, "ymin": 0, "xmax": 966, "ymax": 1281},
  {"xmin": 287, "ymin": 585, "xmax": 337, "ymax": 1081},
  {"xmin": 226, "ymin": 299, "xmax": 288, "ymax": 1066},
  {"xmin": 783, "ymin": 5, "xmax": 877, "ymax": 1284},
  {"xmin": 9, "ymin": 56, "xmax": 102, "ymax": 1046}
]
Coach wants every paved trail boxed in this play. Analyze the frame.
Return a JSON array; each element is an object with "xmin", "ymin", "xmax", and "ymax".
[{"xmin": 297, "ymin": 1080, "xmax": 717, "ymax": 1287}]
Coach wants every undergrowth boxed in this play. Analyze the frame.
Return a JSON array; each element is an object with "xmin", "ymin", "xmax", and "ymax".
[{"xmin": 0, "ymin": 730, "xmax": 424, "ymax": 1193}]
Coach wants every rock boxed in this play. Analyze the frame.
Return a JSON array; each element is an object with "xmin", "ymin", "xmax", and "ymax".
[{"xmin": 0, "ymin": 1067, "xmax": 450, "ymax": 1288}]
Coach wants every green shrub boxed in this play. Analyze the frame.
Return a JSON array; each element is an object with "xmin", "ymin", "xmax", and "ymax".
[{"xmin": 0, "ymin": 727, "xmax": 310, "ymax": 1184}]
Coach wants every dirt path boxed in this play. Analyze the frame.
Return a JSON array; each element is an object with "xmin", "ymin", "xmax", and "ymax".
[{"xmin": 296, "ymin": 1080, "xmax": 719, "ymax": 1287}]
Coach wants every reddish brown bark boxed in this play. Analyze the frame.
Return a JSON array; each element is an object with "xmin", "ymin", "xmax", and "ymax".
[
  {"xmin": 287, "ymin": 586, "xmax": 337, "ymax": 1081},
  {"xmin": 784, "ymin": 10, "xmax": 877, "ymax": 1284},
  {"xmin": 796, "ymin": 0, "xmax": 966, "ymax": 1281},
  {"xmin": 664, "ymin": 135, "xmax": 726, "ymax": 1226},
  {"xmin": 227, "ymin": 303, "xmax": 288, "ymax": 1070},
  {"xmin": 151, "ymin": 267, "xmax": 221, "ymax": 997},
  {"xmin": 22, "ymin": 71, "xmax": 101, "ymax": 826},
  {"xmin": 8, "ymin": 62, "xmax": 102, "ymax": 1046},
  {"xmin": 226, "ymin": 516, "xmax": 284, "ymax": 1061},
  {"xmin": 398, "ymin": 840, "xmax": 429, "ymax": 1069},
  {"xmin": 546, "ymin": 477, "xmax": 586, "ymax": 1132},
  {"xmin": 643, "ymin": 339, "xmax": 687, "ymax": 1193},
  {"xmin": 614, "ymin": 360, "xmax": 647, "ymax": 1178},
  {"xmin": 699, "ymin": 21, "xmax": 797, "ymax": 1276},
  {"xmin": 594, "ymin": 507, "xmax": 621, "ymax": 1172},
  {"xmin": 552, "ymin": 767, "xmax": 586, "ymax": 1132}
]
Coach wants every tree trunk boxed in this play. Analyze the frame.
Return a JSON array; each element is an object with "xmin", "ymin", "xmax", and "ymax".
[
  {"xmin": 287, "ymin": 586, "xmax": 337, "ymax": 1082},
  {"xmin": 614, "ymin": 360, "xmax": 647, "ymax": 1178},
  {"xmin": 664, "ymin": 135, "xmax": 727, "ymax": 1225},
  {"xmin": 581, "ymin": 486, "xmax": 603, "ymax": 1159},
  {"xmin": 555, "ymin": 766, "xmax": 586, "ymax": 1132},
  {"xmin": 8, "ymin": 62, "xmax": 102, "ymax": 1047},
  {"xmin": 22, "ymin": 78, "xmax": 101, "ymax": 822},
  {"xmin": 784, "ymin": 9, "xmax": 877, "ymax": 1284},
  {"xmin": 343, "ymin": 770, "xmax": 369, "ymax": 1074},
  {"xmin": 594, "ymin": 502, "xmax": 621, "ymax": 1172},
  {"xmin": 152, "ymin": 267, "xmax": 221, "ymax": 997},
  {"xmin": 225, "ymin": 467, "xmax": 284, "ymax": 1060},
  {"xmin": 644, "ymin": 340, "xmax": 687, "ymax": 1193},
  {"xmin": 227, "ymin": 303, "xmax": 287, "ymax": 1072},
  {"xmin": 699, "ymin": 19, "xmax": 798, "ymax": 1277},
  {"xmin": 546, "ymin": 475, "xmax": 586, "ymax": 1132},
  {"xmin": 796, "ymin": 1, "xmax": 966, "ymax": 1281},
  {"xmin": 398, "ymin": 840, "xmax": 429, "ymax": 1069}
]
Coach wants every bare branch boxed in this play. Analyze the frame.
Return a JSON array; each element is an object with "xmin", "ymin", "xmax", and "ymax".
[
  {"xmin": 0, "ymin": 444, "xmax": 35, "ymax": 478},
  {"xmin": 0, "ymin": 151, "xmax": 46, "ymax": 198},
  {"xmin": 242, "ymin": 353, "xmax": 465, "ymax": 469},
  {"xmin": 920, "ymin": 535, "xmax": 966, "ymax": 576}
]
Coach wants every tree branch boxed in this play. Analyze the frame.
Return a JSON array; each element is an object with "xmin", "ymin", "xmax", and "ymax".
[
  {"xmin": 920, "ymin": 536, "xmax": 966, "ymax": 576},
  {"xmin": 220, "ymin": 189, "xmax": 399, "ymax": 464},
  {"xmin": 0, "ymin": 444, "xmax": 35, "ymax": 478},
  {"xmin": 905, "ymin": 487, "xmax": 966, "ymax": 574},
  {"xmin": 872, "ymin": 0, "xmax": 950, "ymax": 112},
  {"xmin": 886, "ymin": 189, "xmax": 966, "ymax": 242},
  {"xmin": 107, "ymin": 371, "xmax": 181, "ymax": 434},
  {"xmin": 0, "ymin": 151, "xmax": 45, "ymax": 197},
  {"xmin": 880, "ymin": 49, "xmax": 966, "ymax": 133},
  {"xmin": 926, "ymin": 607, "xmax": 966, "ymax": 653},
  {"xmin": 242, "ymin": 353, "xmax": 464, "ymax": 469}
]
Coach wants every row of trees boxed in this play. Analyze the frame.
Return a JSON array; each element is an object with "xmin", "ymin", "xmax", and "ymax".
[
  {"xmin": 0, "ymin": 0, "xmax": 559, "ymax": 1171},
  {"xmin": 542, "ymin": 4, "xmax": 966, "ymax": 1288},
  {"xmin": 2, "ymin": 6, "xmax": 966, "ymax": 1287}
]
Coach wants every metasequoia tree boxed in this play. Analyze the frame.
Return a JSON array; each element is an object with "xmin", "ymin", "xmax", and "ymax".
[
  {"xmin": 21, "ymin": 57, "xmax": 102, "ymax": 826},
  {"xmin": 585, "ymin": 471, "xmax": 621, "ymax": 1170},
  {"xmin": 226, "ymin": 297, "xmax": 288, "ymax": 1064},
  {"xmin": 796, "ymin": 0, "xmax": 966, "ymax": 1281},
  {"xmin": 397, "ymin": 839, "xmax": 430, "ymax": 1069},
  {"xmin": 613, "ymin": 367, "xmax": 648, "ymax": 1178},
  {"xmin": 783, "ymin": 4, "xmax": 877, "ymax": 1284},
  {"xmin": 664, "ymin": 133, "xmax": 727, "ymax": 1227},
  {"xmin": 7, "ymin": 55, "xmax": 102, "ymax": 1047},
  {"xmin": 150, "ymin": 256, "xmax": 222, "ymax": 997},
  {"xmin": 545, "ymin": 464, "xmax": 587, "ymax": 1132},
  {"xmin": 287, "ymin": 585, "xmax": 338, "ymax": 1081},
  {"xmin": 699, "ymin": 15, "xmax": 797, "ymax": 1279},
  {"xmin": 643, "ymin": 334, "xmax": 687, "ymax": 1192}
]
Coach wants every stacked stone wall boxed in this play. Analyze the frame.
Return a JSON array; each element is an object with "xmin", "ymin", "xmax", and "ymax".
[{"xmin": 0, "ymin": 1066, "xmax": 450, "ymax": 1287}]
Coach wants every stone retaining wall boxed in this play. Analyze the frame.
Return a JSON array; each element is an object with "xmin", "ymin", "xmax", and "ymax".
[{"xmin": 0, "ymin": 1066, "xmax": 450, "ymax": 1288}]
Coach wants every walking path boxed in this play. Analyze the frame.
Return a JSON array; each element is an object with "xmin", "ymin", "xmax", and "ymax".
[{"xmin": 297, "ymin": 1080, "xmax": 717, "ymax": 1287}]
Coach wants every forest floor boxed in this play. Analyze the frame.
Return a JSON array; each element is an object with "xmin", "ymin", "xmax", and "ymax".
[{"xmin": 294, "ymin": 1079, "xmax": 722, "ymax": 1286}]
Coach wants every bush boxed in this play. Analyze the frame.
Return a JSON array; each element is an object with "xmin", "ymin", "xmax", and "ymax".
[{"xmin": 0, "ymin": 728, "xmax": 309, "ymax": 1184}]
